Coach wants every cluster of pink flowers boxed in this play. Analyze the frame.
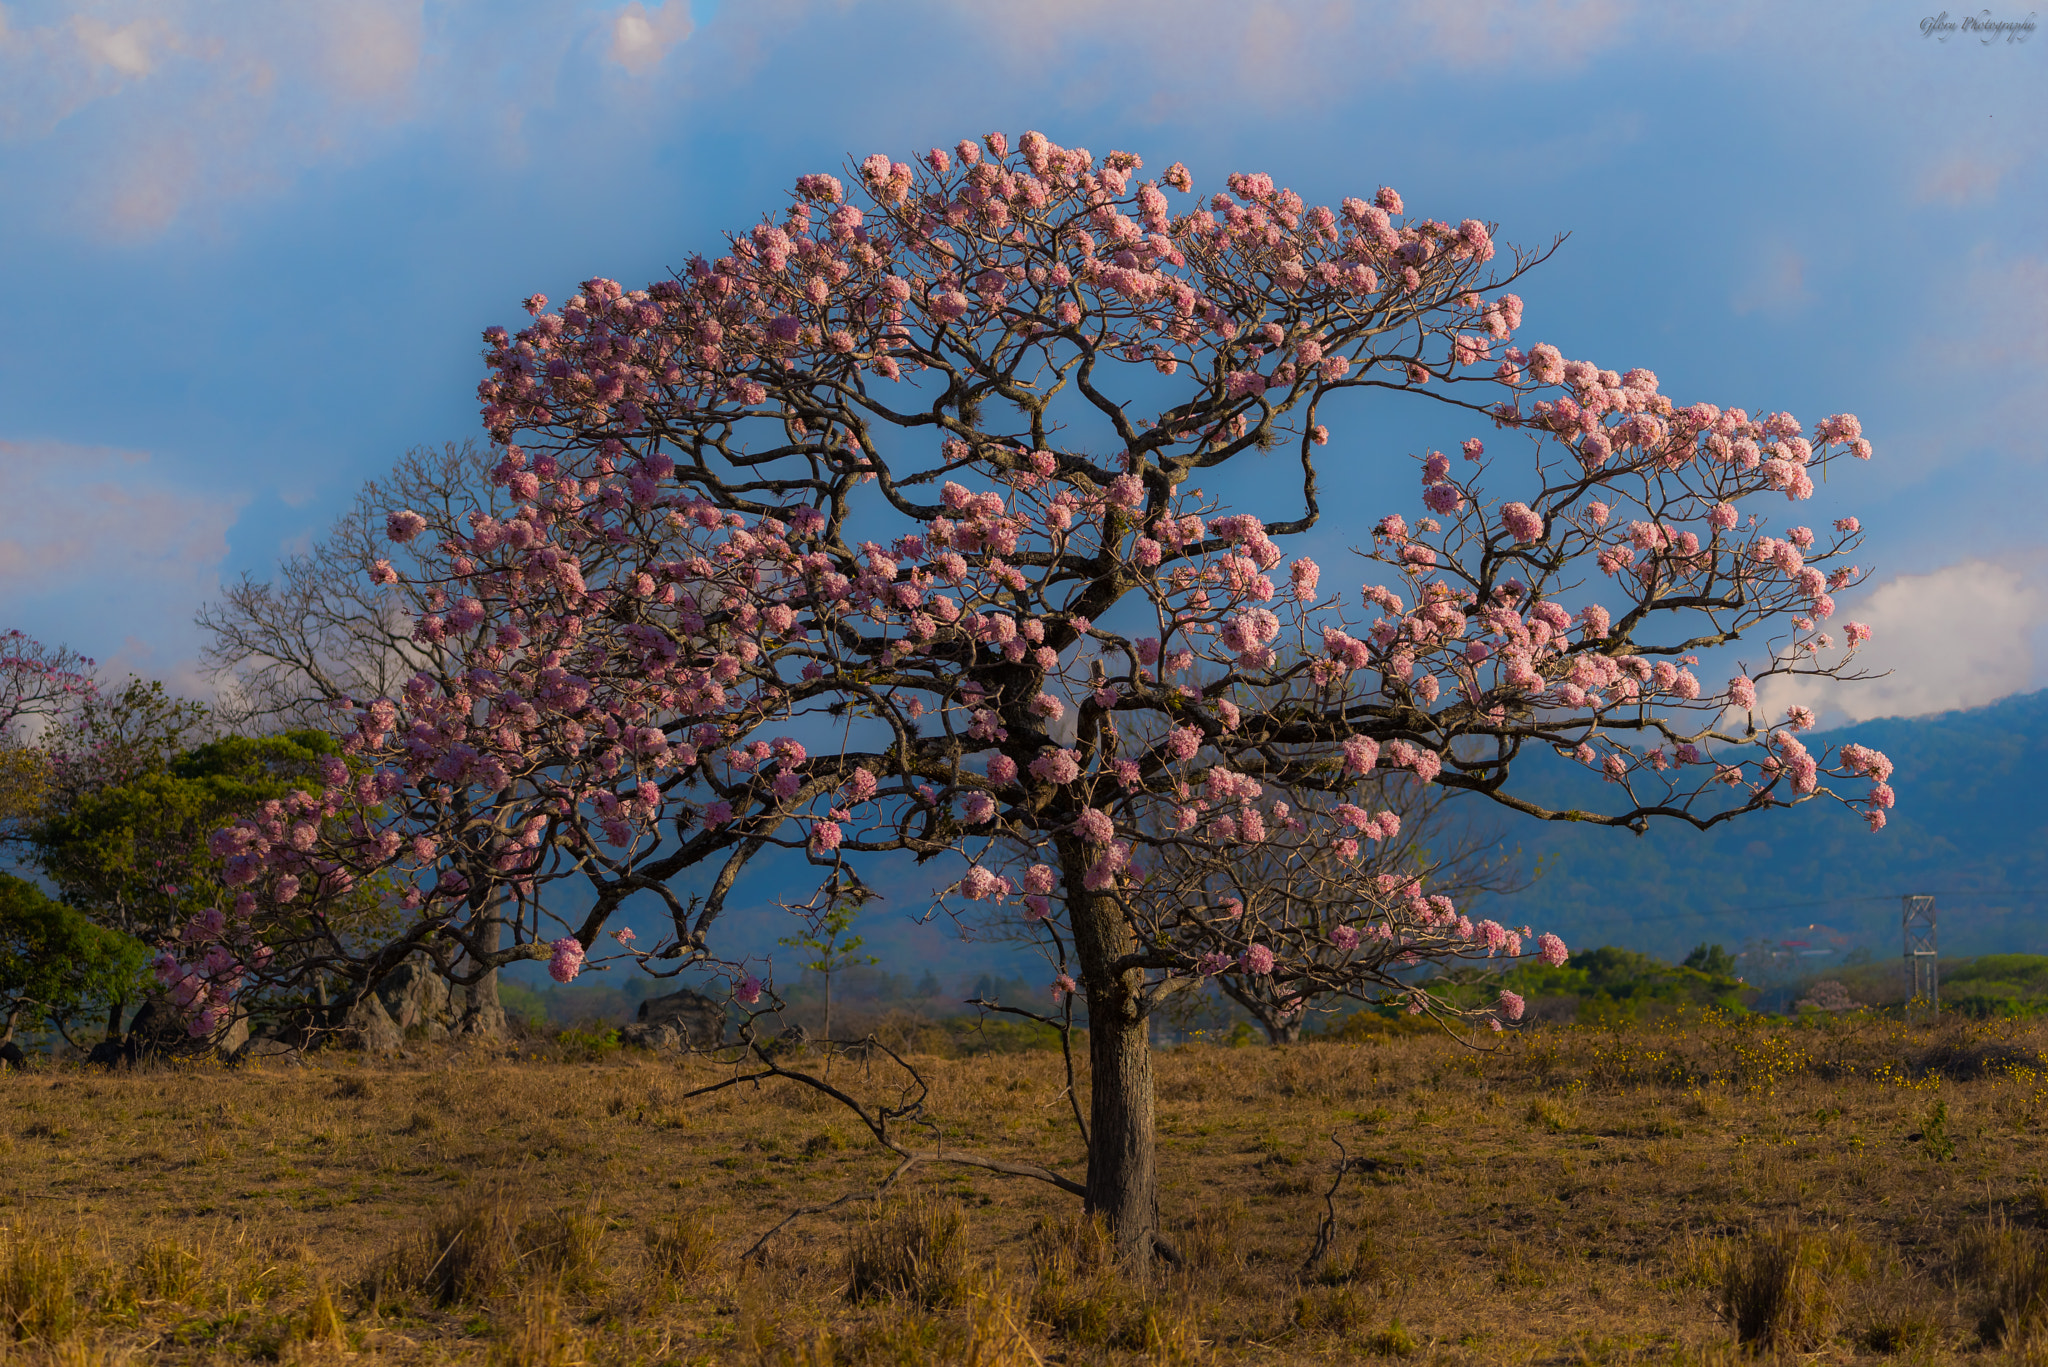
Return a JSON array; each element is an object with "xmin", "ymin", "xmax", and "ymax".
[{"xmin": 547, "ymin": 936, "xmax": 586, "ymax": 983}]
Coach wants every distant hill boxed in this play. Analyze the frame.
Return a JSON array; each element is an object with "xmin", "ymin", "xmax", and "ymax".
[{"xmin": 1488, "ymin": 688, "xmax": 2048, "ymax": 968}]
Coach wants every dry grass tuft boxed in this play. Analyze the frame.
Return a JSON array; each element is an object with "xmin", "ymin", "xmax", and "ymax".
[
  {"xmin": 845, "ymin": 1197, "xmax": 970, "ymax": 1309},
  {"xmin": 644, "ymin": 1206, "xmax": 723, "ymax": 1286},
  {"xmin": 0, "ymin": 1222, "xmax": 84, "ymax": 1342},
  {"xmin": 516, "ymin": 1205, "xmax": 607, "ymax": 1294},
  {"xmin": 289, "ymin": 1283, "xmax": 348, "ymax": 1350},
  {"xmin": 369, "ymin": 1186, "xmax": 528, "ymax": 1306},
  {"xmin": 1967, "ymin": 1220, "xmax": 2048, "ymax": 1347},
  {"xmin": 1710, "ymin": 1224, "xmax": 1868, "ymax": 1352},
  {"xmin": 127, "ymin": 1238, "xmax": 201, "ymax": 1305},
  {"xmin": 487, "ymin": 1282, "xmax": 579, "ymax": 1367}
]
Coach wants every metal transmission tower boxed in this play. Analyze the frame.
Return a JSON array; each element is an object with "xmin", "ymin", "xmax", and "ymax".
[{"xmin": 1903, "ymin": 895, "xmax": 1937, "ymax": 1016}]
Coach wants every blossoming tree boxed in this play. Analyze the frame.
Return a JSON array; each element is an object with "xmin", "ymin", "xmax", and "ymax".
[
  {"xmin": 0, "ymin": 630, "xmax": 97, "ymax": 836},
  {"xmin": 1108, "ymin": 763, "xmax": 1535, "ymax": 1045},
  {"xmin": 178, "ymin": 130, "xmax": 1892, "ymax": 1261}
]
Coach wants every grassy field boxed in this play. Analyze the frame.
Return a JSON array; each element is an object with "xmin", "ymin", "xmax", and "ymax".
[{"xmin": 8, "ymin": 1012, "xmax": 2048, "ymax": 1364}]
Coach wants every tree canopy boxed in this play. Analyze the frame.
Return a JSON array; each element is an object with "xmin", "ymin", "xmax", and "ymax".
[
  {"xmin": 0, "ymin": 873, "xmax": 150, "ymax": 1044},
  {"xmin": 172, "ymin": 130, "xmax": 1891, "ymax": 1258}
]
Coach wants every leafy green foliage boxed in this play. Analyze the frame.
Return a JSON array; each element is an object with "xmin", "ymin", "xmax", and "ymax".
[
  {"xmin": 779, "ymin": 886, "xmax": 880, "ymax": 1042},
  {"xmin": 1683, "ymin": 942, "xmax": 1737, "ymax": 976},
  {"xmin": 0, "ymin": 874, "xmax": 149, "ymax": 1041},
  {"xmin": 1496, "ymin": 945, "xmax": 1751, "ymax": 1024},
  {"xmin": 1934, "ymin": 955, "xmax": 2048, "ymax": 1019},
  {"xmin": 33, "ymin": 726, "xmax": 363, "ymax": 946}
]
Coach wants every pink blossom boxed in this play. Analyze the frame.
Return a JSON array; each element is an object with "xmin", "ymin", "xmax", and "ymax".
[
  {"xmin": 1030, "ymin": 748, "xmax": 1082, "ymax": 784},
  {"xmin": 959, "ymin": 865, "xmax": 1003, "ymax": 900},
  {"xmin": 1498, "ymin": 989, "xmax": 1526, "ymax": 1021},
  {"xmin": 1840, "ymin": 743, "xmax": 1893, "ymax": 782},
  {"xmin": 1243, "ymin": 943, "xmax": 1275, "ymax": 975},
  {"xmin": 1025, "ymin": 864, "xmax": 1058, "ymax": 895},
  {"xmin": 1071, "ymin": 807, "xmax": 1115, "ymax": 844},
  {"xmin": 386, "ymin": 510, "xmax": 428, "ymax": 543},
  {"xmin": 548, "ymin": 936, "xmax": 586, "ymax": 984},
  {"xmin": 1535, "ymin": 933, "xmax": 1568, "ymax": 967},
  {"xmin": 735, "ymin": 974, "xmax": 763, "ymax": 1005},
  {"xmin": 1728, "ymin": 676, "xmax": 1757, "ymax": 710},
  {"xmin": 1500, "ymin": 502, "xmax": 1544, "ymax": 543}
]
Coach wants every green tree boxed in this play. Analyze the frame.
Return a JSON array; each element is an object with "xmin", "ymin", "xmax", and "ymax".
[
  {"xmin": 0, "ymin": 874, "xmax": 150, "ymax": 1048},
  {"xmin": 31, "ymin": 717, "xmax": 380, "ymax": 1036},
  {"xmin": 1684, "ymin": 943, "xmax": 1737, "ymax": 977},
  {"xmin": 778, "ymin": 883, "xmax": 880, "ymax": 1073}
]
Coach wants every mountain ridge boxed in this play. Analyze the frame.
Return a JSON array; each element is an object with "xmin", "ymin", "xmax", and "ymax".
[{"xmin": 1493, "ymin": 687, "xmax": 2048, "ymax": 964}]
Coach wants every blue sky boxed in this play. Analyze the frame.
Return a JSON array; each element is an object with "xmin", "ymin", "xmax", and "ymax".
[{"xmin": 2, "ymin": 0, "xmax": 2043, "ymax": 729}]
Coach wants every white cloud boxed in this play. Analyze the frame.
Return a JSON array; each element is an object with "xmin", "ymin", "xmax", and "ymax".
[
  {"xmin": 1755, "ymin": 558, "xmax": 2048, "ymax": 728},
  {"xmin": 1916, "ymin": 150, "xmax": 2023, "ymax": 205},
  {"xmin": 0, "ymin": 1, "xmax": 453, "ymax": 236},
  {"xmin": 1731, "ymin": 245, "xmax": 1815, "ymax": 318},
  {"xmin": 610, "ymin": 0, "xmax": 693, "ymax": 75},
  {"xmin": 0, "ymin": 437, "xmax": 245, "ymax": 693},
  {"xmin": 72, "ymin": 14, "xmax": 159, "ymax": 77}
]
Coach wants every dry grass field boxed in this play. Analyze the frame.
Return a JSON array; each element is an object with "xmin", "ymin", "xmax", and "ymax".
[{"xmin": 7, "ymin": 1011, "xmax": 2048, "ymax": 1365}]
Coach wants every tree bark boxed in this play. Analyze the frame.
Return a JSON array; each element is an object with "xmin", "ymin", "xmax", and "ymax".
[
  {"xmin": 1262, "ymin": 1015, "xmax": 1303, "ymax": 1046},
  {"xmin": 462, "ymin": 898, "xmax": 508, "ymax": 1038},
  {"xmin": 1084, "ymin": 982, "xmax": 1157, "ymax": 1265},
  {"xmin": 1070, "ymin": 882, "xmax": 1158, "ymax": 1267},
  {"xmin": 106, "ymin": 998, "xmax": 125, "ymax": 1042}
]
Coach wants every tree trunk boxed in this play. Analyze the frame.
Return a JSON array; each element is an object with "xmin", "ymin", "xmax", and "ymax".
[
  {"xmin": 1084, "ymin": 983, "xmax": 1157, "ymax": 1264},
  {"xmin": 462, "ymin": 900, "xmax": 508, "ymax": 1038},
  {"xmin": 1262, "ymin": 1015, "xmax": 1303, "ymax": 1046},
  {"xmin": 106, "ymin": 998, "xmax": 125, "ymax": 1042},
  {"xmin": 1069, "ymin": 880, "xmax": 1158, "ymax": 1267},
  {"xmin": 822, "ymin": 969, "xmax": 834, "ymax": 1083}
]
